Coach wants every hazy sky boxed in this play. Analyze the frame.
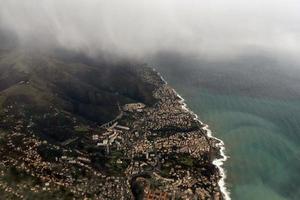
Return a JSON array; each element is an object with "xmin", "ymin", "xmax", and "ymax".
[{"xmin": 1, "ymin": 0, "xmax": 300, "ymax": 60}]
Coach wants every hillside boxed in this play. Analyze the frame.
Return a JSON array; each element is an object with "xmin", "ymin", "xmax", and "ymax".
[
  {"xmin": 0, "ymin": 50, "xmax": 156, "ymax": 120},
  {"xmin": 0, "ymin": 49, "xmax": 222, "ymax": 199}
]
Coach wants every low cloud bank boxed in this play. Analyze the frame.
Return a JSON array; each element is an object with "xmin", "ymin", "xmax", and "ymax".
[{"xmin": 0, "ymin": 0, "xmax": 300, "ymax": 61}]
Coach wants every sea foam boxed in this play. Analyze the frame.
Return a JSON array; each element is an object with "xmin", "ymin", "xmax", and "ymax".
[{"xmin": 154, "ymin": 69, "xmax": 231, "ymax": 200}]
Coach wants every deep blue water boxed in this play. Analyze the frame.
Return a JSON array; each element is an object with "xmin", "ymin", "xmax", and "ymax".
[{"xmin": 151, "ymin": 54, "xmax": 300, "ymax": 200}]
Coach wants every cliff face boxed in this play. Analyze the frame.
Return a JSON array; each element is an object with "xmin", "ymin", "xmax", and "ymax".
[{"xmin": 0, "ymin": 50, "xmax": 222, "ymax": 199}]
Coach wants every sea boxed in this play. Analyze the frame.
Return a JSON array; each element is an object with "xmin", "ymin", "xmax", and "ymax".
[{"xmin": 150, "ymin": 52, "xmax": 300, "ymax": 200}]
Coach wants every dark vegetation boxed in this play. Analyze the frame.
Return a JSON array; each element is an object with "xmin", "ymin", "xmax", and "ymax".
[
  {"xmin": 0, "ymin": 49, "xmax": 157, "ymax": 141},
  {"xmin": 0, "ymin": 48, "xmax": 158, "ymax": 198},
  {"xmin": 0, "ymin": 49, "xmax": 157, "ymax": 124}
]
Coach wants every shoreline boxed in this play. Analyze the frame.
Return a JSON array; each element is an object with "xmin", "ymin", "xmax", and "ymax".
[{"xmin": 154, "ymin": 68, "xmax": 231, "ymax": 200}]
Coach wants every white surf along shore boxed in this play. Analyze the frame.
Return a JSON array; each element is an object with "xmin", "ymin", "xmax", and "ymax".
[{"xmin": 154, "ymin": 69, "xmax": 231, "ymax": 200}]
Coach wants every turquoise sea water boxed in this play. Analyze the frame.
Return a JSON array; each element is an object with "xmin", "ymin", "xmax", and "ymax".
[
  {"xmin": 177, "ymin": 88, "xmax": 300, "ymax": 200},
  {"xmin": 152, "ymin": 55, "xmax": 300, "ymax": 200}
]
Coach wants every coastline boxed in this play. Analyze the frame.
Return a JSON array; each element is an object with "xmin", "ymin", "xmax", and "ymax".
[
  {"xmin": 0, "ymin": 60, "xmax": 231, "ymax": 199},
  {"xmin": 154, "ymin": 68, "xmax": 231, "ymax": 200}
]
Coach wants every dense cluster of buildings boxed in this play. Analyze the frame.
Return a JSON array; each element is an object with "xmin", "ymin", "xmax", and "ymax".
[
  {"xmin": 121, "ymin": 80, "xmax": 221, "ymax": 199},
  {"xmin": 0, "ymin": 67, "xmax": 223, "ymax": 199}
]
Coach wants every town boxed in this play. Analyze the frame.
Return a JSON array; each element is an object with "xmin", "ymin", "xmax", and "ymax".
[{"xmin": 0, "ymin": 67, "xmax": 223, "ymax": 199}]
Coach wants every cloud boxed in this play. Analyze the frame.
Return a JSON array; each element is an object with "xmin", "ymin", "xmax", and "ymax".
[{"xmin": 0, "ymin": 0, "xmax": 300, "ymax": 60}]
